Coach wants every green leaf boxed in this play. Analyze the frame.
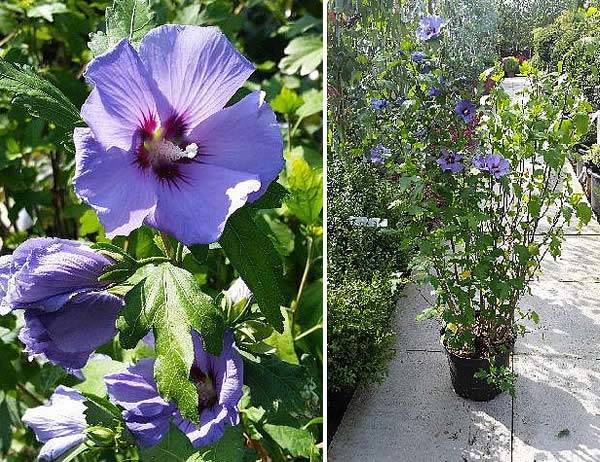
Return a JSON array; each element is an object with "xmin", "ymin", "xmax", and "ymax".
[
  {"xmin": 79, "ymin": 209, "xmax": 103, "ymax": 236},
  {"xmin": 83, "ymin": 394, "xmax": 130, "ymax": 439},
  {"xmin": 262, "ymin": 424, "xmax": 316, "ymax": 458},
  {"xmin": 75, "ymin": 357, "xmax": 126, "ymax": 398},
  {"xmin": 189, "ymin": 244, "xmax": 209, "ymax": 265},
  {"xmin": 192, "ymin": 425, "xmax": 245, "ymax": 462},
  {"xmin": 576, "ymin": 201, "xmax": 592, "ymax": 226},
  {"xmin": 27, "ymin": 2, "xmax": 68, "ymax": 22},
  {"xmin": 117, "ymin": 263, "xmax": 225, "ymax": 422},
  {"xmin": 574, "ymin": 113, "xmax": 590, "ymax": 137},
  {"xmin": 0, "ymin": 58, "xmax": 82, "ymax": 132},
  {"xmin": 242, "ymin": 352, "xmax": 316, "ymax": 422},
  {"xmin": 264, "ymin": 309, "xmax": 299, "ymax": 364},
  {"xmin": 89, "ymin": 0, "xmax": 155, "ymax": 56},
  {"xmin": 249, "ymin": 182, "xmax": 288, "ymax": 211},
  {"xmin": 285, "ymin": 157, "xmax": 322, "ymax": 224},
  {"xmin": 296, "ymin": 89, "xmax": 323, "ymax": 120},
  {"xmin": 219, "ymin": 208, "xmax": 285, "ymax": 332},
  {"xmin": 141, "ymin": 424, "xmax": 245, "ymax": 462},
  {"xmin": 271, "ymin": 87, "xmax": 304, "ymax": 115},
  {"xmin": 279, "ymin": 35, "xmax": 322, "ymax": 76},
  {"xmin": 140, "ymin": 424, "xmax": 195, "ymax": 461},
  {"xmin": 0, "ymin": 396, "xmax": 13, "ymax": 455}
]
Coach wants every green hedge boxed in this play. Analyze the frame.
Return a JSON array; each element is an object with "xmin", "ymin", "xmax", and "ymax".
[
  {"xmin": 327, "ymin": 272, "xmax": 398, "ymax": 393},
  {"xmin": 533, "ymin": 3, "xmax": 600, "ymax": 111},
  {"xmin": 326, "ymin": 141, "xmax": 411, "ymax": 393}
]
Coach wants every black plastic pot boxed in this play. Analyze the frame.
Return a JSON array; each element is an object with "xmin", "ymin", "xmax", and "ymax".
[{"xmin": 444, "ymin": 345, "xmax": 510, "ymax": 402}]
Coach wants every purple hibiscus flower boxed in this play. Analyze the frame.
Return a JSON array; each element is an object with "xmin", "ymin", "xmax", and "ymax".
[
  {"xmin": 455, "ymin": 99, "xmax": 477, "ymax": 123},
  {"xmin": 411, "ymin": 51, "xmax": 426, "ymax": 63},
  {"xmin": 371, "ymin": 98, "xmax": 388, "ymax": 110},
  {"xmin": 74, "ymin": 25, "xmax": 284, "ymax": 245},
  {"xmin": 429, "ymin": 86, "xmax": 441, "ymax": 97},
  {"xmin": 0, "ymin": 238, "xmax": 122, "ymax": 371},
  {"xmin": 437, "ymin": 150, "xmax": 464, "ymax": 173},
  {"xmin": 474, "ymin": 153, "xmax": 510, "ymax": 178},
  {"xmin": 105, "ymin": 330, "xmax": 243, "ymax": 448},
  {"xmin": 22, "ymin": 386, "xmax": 87, "ymax": 461},
  {"xmin": 370, "ymin": 144, "xmax": 391, "ymax": 164},
  {"xmin": 416, "ymin": 15, "xmax": 444, "ymax": 41}
]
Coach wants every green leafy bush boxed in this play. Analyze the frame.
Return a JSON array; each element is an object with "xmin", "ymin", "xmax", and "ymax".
[
  {"xmin": 327, "ymin": 272, "xmax": 397, "ymax": 393},
  {"xmin": 533, "ymin": 3, "xmax": 600, "ymax": 110}
]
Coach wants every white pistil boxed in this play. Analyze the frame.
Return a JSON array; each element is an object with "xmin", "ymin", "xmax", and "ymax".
[{"xmin": 144, "ymin": 139, "xmax": 198, "ymax": 163}]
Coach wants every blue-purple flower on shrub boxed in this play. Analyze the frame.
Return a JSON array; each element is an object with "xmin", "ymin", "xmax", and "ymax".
[
  {"xmin": 455, "ymin": 99, "xmax": 477, "ymax": 123},
  {"xmin": 74, "ymin": 25, "xmax": 284, "ymax": 246},
  {"xmin": 419, "ymin": 64, "xmax": 432, "ymax": 74},
  {"xmin": 370, "ymin": 144, "xmax": 391, "ymax": 164},
  {"xmin": 416, "ymin": 15, "xmax": 444, "ymax": 41},
  {"xmin": 105, "ymin": 330, "xmax": 243, "ymax": 448},
  {"xmin": 0, "ymin": 238, "xmax": 122, "ymax": 372},
  {"xmin": 411, "ymin": 51, "xmax": 426, "ymax": 63},
  {"xmin": 371, "ymin": 98, "xmax": 388, "ymax": 110},
  {"xmin": 437, "ymin": 150, "xmax": 464, "ymax": 173},
  {"xmin": 429, "ymin": 87, "xmax": 441, "ymax": 97},
  {"xmin": 473, "ymin": 153, "xmax": 510, "ymax": 178},
  {"xmin": 22, "ymin": 386, "xmax": 86, "ymax": 461}
]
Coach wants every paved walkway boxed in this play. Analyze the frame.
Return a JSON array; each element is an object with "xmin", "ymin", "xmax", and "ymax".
[{"xmin": 330, "ymin": 78, "xmax": 600, "ymax": 461}]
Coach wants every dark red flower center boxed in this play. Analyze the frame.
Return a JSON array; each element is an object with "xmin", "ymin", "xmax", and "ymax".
[
  {"xmin": 135, "ymin": 114, "xmax": 196, "ymax": 185},
  {"xmin": 190, "ymin": 365, "xmax": 217, "ymax": 412}
]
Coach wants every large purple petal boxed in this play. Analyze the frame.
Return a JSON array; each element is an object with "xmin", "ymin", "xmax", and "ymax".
[
  {"xmin": 5, "ymin": 238, "xmax": 111, "ymax": 312},
  {"xmin": 38, "ymin": 434, "xmax": 85, "ymax": 462},
  {"xmin": 0, "ymin": 255, "xmax": 13, "ymax": 315},
  {"xmin": 188, "ymin": 91, "xmax": 284, "ymax": 200},
  {"xmin": 82, "ymin": 39, "xmax": 168, "ymax": 152},
  {"xmin": 74, "ymin": 128, "xmax": 157, "ymax": 239},
  {"xmin": 146, "ymin": 163, "xmax": 260, "ymax": 245},
  {"xmin": 174, "ymin": 405, "xmax": 231, "ymax": 448},
  {"xmin": 22, "ymin": 386, "xmax": 86, "ymax": 442},
  {"xmin": 138, "ymin": 25, "xmax": 254, "ymax": 132},
  {"xmin": 19, "ymin": 291, "xmax": 122, "ymax": 371},
  {"xmin": 105, "ymin": 358, "xmax": 176, "ymax": 447}
]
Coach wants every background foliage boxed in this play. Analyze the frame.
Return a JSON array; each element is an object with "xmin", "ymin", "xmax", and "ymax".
[{"xmin": 0, "ymin": 0, "xmax": 323, "ymax": 460}]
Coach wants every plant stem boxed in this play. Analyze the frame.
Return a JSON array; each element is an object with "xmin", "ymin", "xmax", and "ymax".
[
  {"xmin": 16, "ymin": 383, "xmax": 43, "ymax": 405},
  {"xmin": 290, "ymin": 235, "xmax": 314, "ymax": 331},
  {"xmin": 175, "ymin": 242, "xmax": 184, "ymax": 265}
]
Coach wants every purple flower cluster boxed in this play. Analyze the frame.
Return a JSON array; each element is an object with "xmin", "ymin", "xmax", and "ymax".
[
  {"xmin": 371, "ymin": 98, "xmax": 389, "ymax": 110},
  {"xmin": 0, "ymin": 238, "xmax": 121, "ymax": 373},
  {"xmin": 10, "ymin": 24, "xmax": 279, "ymax": 460},
  {"xmin": 437, "ymin": 150, "xmax": 464, "ymax": 173},
  {"xmin": 473, "ymin": 153, "xmax": 510, "ymax": 178},
  {"xmin": 370, "ymin": 144, "xmax": 391, "ymax": 164},
  {"xmin": 105, "ymin": 331, "xmax": 243, "ymax": 448},
  {"xmin": 455, "ymin": 99, "xmax": 477, "ymax": 123},
  {"xmin": 75, "ymin": 25, "xmax": 284, "ymax": 245},
  {"xmin": 416, "ymin": 15, "xmax": 444, "ymax": 41}
]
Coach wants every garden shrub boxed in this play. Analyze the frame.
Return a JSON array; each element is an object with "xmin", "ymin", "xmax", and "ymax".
[
  {"xmin": 327, "ymin": 271, "xmax": 398, "ymax": 393},
  {"xmin": 533, "ymin": 2, "xmax": 600, "ymax": 124},
  {"xmin": 495, "ymin": 0, "xmax": 578, "ymax": 56},
  {"xmin": 437, "ymin": 0, "xmax": 500, "ymax": 81}
]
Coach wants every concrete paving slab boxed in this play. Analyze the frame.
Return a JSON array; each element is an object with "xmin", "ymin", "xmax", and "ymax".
[
  {"xmin": 540, "ymin": 236, "xmax": 600, "ymax": 282},
  {"xmin": 330, "ymin": 350, "xmax": 512, "ymax": 462},
  {"xmin": 512, "ymin": 354, "xmax": 600, "ymax": 462},
  {"xmin": 517, "ymin": 282, "xmax": 600, "ymax": 357},
  {"xmin": 395, "ymin": 283, "xmax": 441, "ymax": 351}
]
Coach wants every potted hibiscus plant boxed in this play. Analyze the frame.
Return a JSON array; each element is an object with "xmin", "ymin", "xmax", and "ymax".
[{"xmin": 409, "ymin": 65, "xmax": 593, "ymax": 400}]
